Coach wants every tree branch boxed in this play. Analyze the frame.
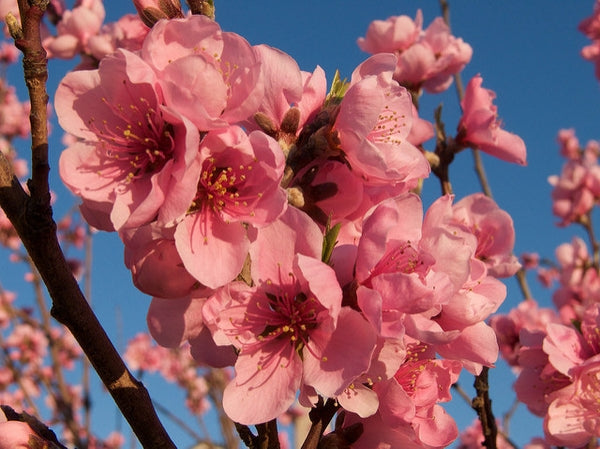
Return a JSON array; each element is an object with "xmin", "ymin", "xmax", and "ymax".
[
  {"xmin": 0, "ymin": 3, "xmax": 177, "ymax": 448},
  {"xmin": 472, "ymin": 367, "xmax": 498, "ymax": 449}
]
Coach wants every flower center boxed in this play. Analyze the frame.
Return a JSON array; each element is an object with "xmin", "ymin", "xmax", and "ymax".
[
  {"xmin": 188, "ymin": 157, "xmax": 255, "ymax": 215},
  {"xmin": 256, "ymin": 290, "xmax": 321, "ymax": 353},
  {"xmin": 364, "ymin": 241, "xmax": 430, "ymax": 287},
  {"xmin": 90, "ymin": 96, "xmax": 175, "ymax": 183}
]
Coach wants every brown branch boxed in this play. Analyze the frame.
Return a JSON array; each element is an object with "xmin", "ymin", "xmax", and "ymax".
[
  {"xmin": 472, "ymin": 367, "xmax": 498, "ymax": 449},
  {"xmin": 300, "ymin": 398, "xmax": 339, "ymax": 449},
  {"xmin": 472, "ymin": 148, "xmax": 493, "ymax": 197},
  {"xmin": 515, "ymin": 268, "xmax": 532, "ymax": 300},
  {"xmin": 0, "ymin": 4, "xmax": 176, "ymax": 448},
  {"xmin": 0, "ymin": 161, "xmax": 176, "ymax": 449},
  {"xmin": 432, "ymin": 105, "xmax": 454, "ymax": 196},
  {"xmin": 14, "ymin": 0, "xmax": 50, "ymax": 206},
  {"xmin": 27, "ymin": 260, "xmax": 84, "ymax": 447}
]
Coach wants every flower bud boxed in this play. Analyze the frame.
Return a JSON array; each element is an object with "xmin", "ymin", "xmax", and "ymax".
[{"xmin": 133, "ymin": 0, "xmax": 184, "ymax": 28}]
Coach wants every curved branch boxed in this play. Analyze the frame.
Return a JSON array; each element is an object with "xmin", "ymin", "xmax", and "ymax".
[{"xmin": 0, "ymin": 3, "xmax": 177, "ymax": 448}]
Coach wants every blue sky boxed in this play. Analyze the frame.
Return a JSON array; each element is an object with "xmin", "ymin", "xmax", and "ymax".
[{"xmin": 2, "ymin": 1, "xmax": 600, "ymax": 447}]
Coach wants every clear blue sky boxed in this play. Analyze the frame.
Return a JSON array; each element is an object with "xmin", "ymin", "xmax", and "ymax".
[{"xmin": 2, "ymin": 1, "xmax": 599, "ymax": 447}]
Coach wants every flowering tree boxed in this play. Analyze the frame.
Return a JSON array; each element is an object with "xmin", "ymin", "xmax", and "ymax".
[{"xmin": 0, "ymin": 1, "xmax": 599, "ymax": 449}]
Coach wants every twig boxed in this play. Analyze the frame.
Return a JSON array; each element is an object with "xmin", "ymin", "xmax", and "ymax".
[
  {"xmin": 452, "ymin": 382, "xmax": 473, "ymax": 406},
  {"xmin": 472, "ymin": 148, "xmax": 493, "ymax": 197},
  {"xmin": 472, "ymin": 367, "xmax": 498, "ymax": 449},
  {"xmin": 82, "ymin": 223, "xmax": 93, "ymax": 438},
  {"xmin": 28, "ymin": 259, "xmax": 83, "ymax": 447},
  {"xmin": 153, "ymin": 400, "xmax": 204, "ymax": 442},
  {"xmin": 300, "ymin": 398, "xmax": 338, "ymax": 449},
  {"xmin": 502, "ymin": 398, "xmax": 519, "ymax": 436},
  {"xmin": 206, "ymin": 369, "xmax": 239, "ymax": 449},
  {"xmin": 514, "ymin": 268, "xmax": 532, "ymax": 300}
]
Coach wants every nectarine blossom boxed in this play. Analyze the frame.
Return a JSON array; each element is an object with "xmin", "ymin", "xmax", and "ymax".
[
  {"xmin": 174, "ymin": 126, "xmax": 286, "ymax": 289},
  {"xmin": 57, "ymin": 49, "xmax": 201, "ymax": 231},
  {"xmin": 456, "ymin": 75, "xmax": 527, "ymax": 165},
  {"xmin": 140, "ymin": 14, "xmax": 264, "ymax": 131},
  {"xmin": 358, "ymin": 10, "xmax": 472, "ymax": 93}
]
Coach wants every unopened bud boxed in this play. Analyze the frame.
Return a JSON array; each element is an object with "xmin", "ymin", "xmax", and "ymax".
[{"xmin": 133, "ymin": 0, "xmax": 184, "ymax": 28}]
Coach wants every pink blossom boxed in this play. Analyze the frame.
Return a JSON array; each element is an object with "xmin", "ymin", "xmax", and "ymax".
[
  {"xmin": 450, "ymin": 193, "xmax": 521, "ymax": 277},
  {"xmin": 580, "ymin": 0, "xmax": 600, "ymax": 40},
  {"xmin": 0, "ymin": 42, "xmax": 18, "ymax": 64},
  {"xmin": 203, "ymin": 213, "xmax": 376, "ymax": 424},
  {"xmin": 174, "ymin": 126, "xmax": 286, "ymax": 289},
  {"xmin": 489, "ymin": 299, "xmax": 560, "ymax": 368},
  {"xmin": 355, "ymin": 194, "xmax": 506, "ymax": 372},
  {"xmin": 87, "ymin": 14, "xmax": 149, "ymax": 63},
  {"xmin": 457, "ymin": 74, "xmax": 527, "ymax": 165},
  {"xmin": 141, "ymin": 15, "xmax": 264, "ymax": 130},
  {"xmin": 521, "ymin": 252, "xmax": 540, "ymax": 270},
  {"xmin": 580, "ymin": 1, "xmax": 600, "ymax": 79},
  {"xmin": 343, "ymin": 342, "xmax": 461, "ymax": 449},
  {"xmin": 358, "ymin": 11, "xmax": 472, "ymax": 93},
  {"xmin": 557, "ymin": 128, "xmax": 581, "ymax": 160},
  {"xmin": 354, "ymin": 194, "xmax": 472, "ymax": 333},
  {"xmin": 545, "ymin": 355, "xmax": 600, "ymax": 447},
  {"xmin": 5, "ymin": 324, "xmax": 48, "ymax": 367},
  {"xmin": 357, "ymin": 11, "xmax": 423, "ymax": 54},
  {"xmin": 214, "ymin": 264, "xmax": 375, "ymax": 424},
  {"xmin": 121, "ymin": 222, "xmax": 203, "ymax": 299},
  {"xmin": 43, "ymin": 0, "xmax": 105, "ymax": 59},
  {"xmin": 551, "ymin": 237, "xmax": 600, "ymax": 321},
  {"xmin": 334, "ymin": 54, "xmax": 430, "ymax": 187},
  {"xmin": 549, "ymin": 158, "xmax": 600, "ymax": 226},
  {"xmin": 57, "ymin": 49, "xmax": 202, "ymax": 231},
  {"xmin": 407, "ymin": 103, "xmax": 434, "ymax": 146},
  {"xmin": 0, "ymin": 80, "xmax": 30, "ymax": 139},
  {"xmin": 514, "ymin": 329, "xmax": 571, "ymax": 416}
]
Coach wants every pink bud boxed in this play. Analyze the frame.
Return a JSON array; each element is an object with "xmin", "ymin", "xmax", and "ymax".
[{"xmin": 133, "ymin": 0, "xmax": 184, "ymax": 27}]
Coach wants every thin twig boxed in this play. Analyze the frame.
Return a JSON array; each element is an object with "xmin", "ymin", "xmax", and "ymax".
[
  {"xmin": 153, "ymin": 400, "xmax": 204, "ymax": 442},
  {"xmin": 472, "ymin": 148, "xmax": 493, "ymax": 197},
  {"xmin": 472, "ymin": 367, "xmax": 498, "ymax": 449},
  {"xmin": 452, "ymin": 382, "xmax": 473, "ymax": 406},
  {"xmin": 206, "ymin": 369, "xmax": 239, "ymax": 449},
  {"xmin": 28, "ymin": 259, "xmax": 83, "ymax": 447},
  {"xmin": 514, "ymin": 269, "xmax": 532, "ymax": 300},
  {"xmin": 82, "ymin": 223, "xmax": 93, "ymax": 439}
]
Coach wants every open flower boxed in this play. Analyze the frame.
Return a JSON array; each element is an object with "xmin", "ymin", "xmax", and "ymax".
[
  {"xmin": 456, "ymin": 74, "xmax": 527, "ymax": 165},
  {"xmin": 210, "ymin": 254, "xmax": 375, "ymax": 425},
  {"xmin": 174, "ymin": 126, "xmax": 286, "ymax": 289},
  {"xmin": 57, "ymin": 49, "xmax": 201, "ymax": 231}
]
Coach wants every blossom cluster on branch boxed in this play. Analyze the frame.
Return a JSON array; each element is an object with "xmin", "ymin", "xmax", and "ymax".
[
  {"xmin": 0, "ymin": 1, "xmax": 600, "ymax": 449},
  {"xmin": 49, "ymin": 2, "xmax": 528, "ymax": 448}
]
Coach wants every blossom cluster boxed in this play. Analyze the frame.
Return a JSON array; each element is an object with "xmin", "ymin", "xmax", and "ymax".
[
  {"xmin": 489, "ymin": 129, "xmax": 600, "ymax": 448},
  {"xmin": 48, "ymin": 3, "xmax": 531, "ymax": 447}
]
